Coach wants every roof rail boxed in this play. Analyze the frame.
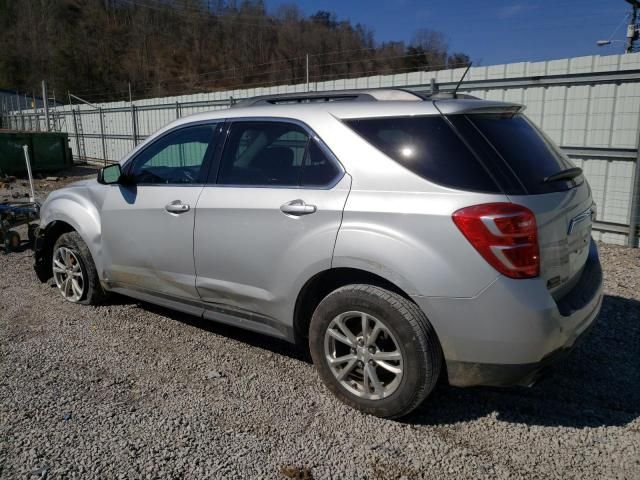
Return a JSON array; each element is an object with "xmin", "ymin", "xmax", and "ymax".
[{"xmin": 231, "ymin": 88, "xmax": 426, "ymax": 108}]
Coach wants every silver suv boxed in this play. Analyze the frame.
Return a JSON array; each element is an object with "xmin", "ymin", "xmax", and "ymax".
[{"xmin": 34, "ymin": 89, "xmax": 603, "ymax": 418}]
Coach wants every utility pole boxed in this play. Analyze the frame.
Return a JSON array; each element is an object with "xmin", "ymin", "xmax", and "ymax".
[{"xmin": 626, "ymin": 0, "xmax": 640, "ymax": 53}]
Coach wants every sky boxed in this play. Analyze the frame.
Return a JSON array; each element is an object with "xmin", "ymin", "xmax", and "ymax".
[{"xmin": 267, "ymin": 0, "xmax": 632, "ymax": 66}]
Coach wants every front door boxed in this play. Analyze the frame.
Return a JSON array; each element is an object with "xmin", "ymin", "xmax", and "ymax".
[
  {"xmin": 101, "ymin": 123, "xmax": 221, "ymax": 302},
  {"xmin": 193, "ymin": 120, "xmax": 351, "ymax": 337}
]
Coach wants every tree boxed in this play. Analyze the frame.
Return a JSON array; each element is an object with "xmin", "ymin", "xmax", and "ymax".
[
  {"xmin": 406, "ymin": 29, "xmax": 448, "ymax": 71},
  {"xmin": 447, "ymin": 52, "xmax": 471, "ymax": 69},
  {"xmin": 0, "ymin": 0, "xmax": 469, "ymax": 103}
]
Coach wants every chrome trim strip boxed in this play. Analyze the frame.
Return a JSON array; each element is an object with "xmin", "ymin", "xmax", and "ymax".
[{"xmin": 568, "ymin": 207, "xmax": 595, "ymax": 235}]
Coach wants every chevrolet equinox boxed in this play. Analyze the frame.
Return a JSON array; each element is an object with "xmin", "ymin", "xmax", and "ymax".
[{"xmin": 34, "ymin": 89, "xmax": 603, "ymax": 418}]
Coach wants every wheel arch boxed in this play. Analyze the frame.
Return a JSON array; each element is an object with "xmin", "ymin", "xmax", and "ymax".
[
  {"xmin": 34, "ymin": 220, "xmax": 76, "ymax": 282},
  {"xmin": 292, "ymin": 267, "xmax": 414, "ymax": 347},
  {"xmin": 35, "ymin": 192, "xmax": 103, "ymax": 281},
  {"xmin": 35, "ymin": 214, "xmax": 101, "ymax": 284}
]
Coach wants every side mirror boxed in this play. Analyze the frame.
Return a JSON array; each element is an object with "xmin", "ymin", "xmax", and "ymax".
[{"xmin": 98, "ymin": 164, "xmax": 122, "ymax": 185}]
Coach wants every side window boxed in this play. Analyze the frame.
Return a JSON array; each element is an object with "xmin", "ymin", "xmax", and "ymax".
[
  {"xmin": 344, "ymin": 116, "xmax": 500, "ymax": 193},
  {"xmin": 300, "ymin": 139, "xmax": 341, "ymax": 187},
  {"xmin": 128, "ymin": 124, "xmax": 217, "ymax": 184},
  {"xmin": 218, "ymin": 122, "xmax": 308, "ymax": 186}
]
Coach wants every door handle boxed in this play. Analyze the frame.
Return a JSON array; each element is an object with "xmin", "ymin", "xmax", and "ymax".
[
  {"xmin": 280, "ymin": 199, "xmax": 317, "ymax": 216},
  {"xmin": 165, "ymin": 201, "xmax": 190, "ymax": 214}
]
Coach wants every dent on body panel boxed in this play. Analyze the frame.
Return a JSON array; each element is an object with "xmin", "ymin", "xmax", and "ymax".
[
  {"xmin": 197, "ymin": 277, "xmax": 275, "ymax": 306},
  {"xmin": 108, "ymin": 264, "xmax": 199, "ymax": 299}
]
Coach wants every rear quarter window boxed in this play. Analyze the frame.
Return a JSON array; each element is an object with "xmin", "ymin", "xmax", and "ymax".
[{"xmin": 344, "ymin": 116, "xmax": 500, "ymax": 193}]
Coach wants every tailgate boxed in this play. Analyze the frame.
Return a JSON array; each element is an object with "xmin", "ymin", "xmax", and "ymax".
[
  {"xmin": 510, "ymin": 182, "xmax": 595, "ymax": 298},
  {"xmin": 460, "ymin": 111, "xmax": 595, "ymax": 297}
]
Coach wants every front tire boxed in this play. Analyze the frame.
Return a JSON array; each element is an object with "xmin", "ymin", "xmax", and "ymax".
[
  {"xmin": 309, "ymin": 284, "xmax": 442, "ymax": 419},
  {"xmin": 52, "ymin": 232, "xmax": 106, "ymax": 305}
]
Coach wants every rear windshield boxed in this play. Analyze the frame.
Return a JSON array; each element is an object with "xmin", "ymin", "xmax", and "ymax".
[
  {"xmin": 465, "ymin": 113, "xmax": 579, "ymax": 194},
  {"xmin": 343, "ymin": 116, "xmax": 500, "ymax": 193}
]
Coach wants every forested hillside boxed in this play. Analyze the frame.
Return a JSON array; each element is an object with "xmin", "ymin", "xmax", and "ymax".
[{"xmin": 0, "ymin": 0, "xmax": 470, "ymax": 102}]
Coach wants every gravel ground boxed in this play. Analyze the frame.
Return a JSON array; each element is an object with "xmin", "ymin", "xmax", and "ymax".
[{"xmin": 1, "ymin": 168, "xmax": 639, "ymax": 479}]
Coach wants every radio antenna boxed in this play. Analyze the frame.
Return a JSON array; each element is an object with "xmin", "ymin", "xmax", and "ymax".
[{"xmin": 452, "ymin": 63, "xmax": 472, "ymax": 98}]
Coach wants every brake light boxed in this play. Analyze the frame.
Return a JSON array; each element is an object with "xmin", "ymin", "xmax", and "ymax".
[{"xmin": 452, "ymin": 203, "xmax": 539, "ymax": 279}]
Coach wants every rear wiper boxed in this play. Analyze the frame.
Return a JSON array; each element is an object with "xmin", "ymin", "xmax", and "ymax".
[{"xmin": 543, "ymin": 167, "xmax": 583, "ymax": 183}]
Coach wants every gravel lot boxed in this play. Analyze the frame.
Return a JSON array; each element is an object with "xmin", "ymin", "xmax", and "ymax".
[{"xmin": 1, "ymin": 167, "xmax": 639, "ymax": 479}]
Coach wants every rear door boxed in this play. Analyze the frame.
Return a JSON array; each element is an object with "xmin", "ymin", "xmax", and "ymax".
[
  {"xmin": 193, "ymin": 120, "xmax": 350, "ymax": 337},
  {"xmin": 460, "ymin": 113, "xmax": 595, "ymax": 296}
]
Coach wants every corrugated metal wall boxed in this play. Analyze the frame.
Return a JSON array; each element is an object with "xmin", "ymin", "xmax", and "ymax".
[{"xmin": 3, "ymin": 52, "xmax": 640, "ymax": 246}]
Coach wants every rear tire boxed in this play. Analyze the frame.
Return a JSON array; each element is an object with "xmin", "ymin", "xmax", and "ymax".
[
  {"xmin": 309, "ymin": 284, "xmax": 442, "ymax": 419},
  {"xmin": 52, "ymin": 232, "xmax": 106, "ymax": 305}
]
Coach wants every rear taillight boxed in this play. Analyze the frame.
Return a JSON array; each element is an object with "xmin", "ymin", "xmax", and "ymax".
[{"xmin": 452, "ymin": 203, "xmax": 539, "ymax": 279}]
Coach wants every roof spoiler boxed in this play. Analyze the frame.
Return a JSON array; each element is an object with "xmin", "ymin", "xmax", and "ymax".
[{"xmin": 433, "ymin": 101, "xmax": 525, "ymax": 116}]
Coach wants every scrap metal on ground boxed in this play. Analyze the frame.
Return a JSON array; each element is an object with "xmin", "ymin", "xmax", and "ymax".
[{"xmin": 0, "ymin": 145, "xmax": 39, "ymax": 252}]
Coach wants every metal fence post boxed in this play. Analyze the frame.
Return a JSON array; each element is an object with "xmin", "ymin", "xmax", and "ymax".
[
  {"xmin": 71, "ymin": 109, "xmax": 81, "ymax": 163},
  {"xmin": 32, "ymin": 93, "xmax": 40, "ymax": 131},
  {"xmin": 99, "ymin": 107, "xmax": 107, "ymax": 165},
  {"xmin": 131, "ymin": 103, "xmax": 138, "ymax": 147},
  {"xmin": 42, "ymin": 80, "xmax": 50, "ymax": 132},
  {"xmin": 16, "ymin": 91, "xmax": 23, "ymax": 131},
  {"xmin": 176, "ymin": 101, "xmax": 180, "ymax": 119}
]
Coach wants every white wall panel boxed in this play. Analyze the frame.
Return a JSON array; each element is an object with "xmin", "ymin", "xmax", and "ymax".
[
  {"xmin": 563, "ymin": 85, "xmax": 590, "ymax": 146},
  {"xmin": 6, "ymin": 52, "xmax": 639, "ymax": 245}
]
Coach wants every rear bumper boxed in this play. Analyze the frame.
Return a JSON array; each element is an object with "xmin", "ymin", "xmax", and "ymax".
[
  {"xmin": 412, "ymin": 240, "xmax": 603, "ymax": 387},
  {"xmin": 444, "ymin": 298, "xmax": 600, "ymax": 387}
]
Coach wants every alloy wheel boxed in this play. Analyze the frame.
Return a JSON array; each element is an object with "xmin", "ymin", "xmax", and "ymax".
[
  {"xmin": 324, "ymin": 311, "xmax": 404, "ymax": 400},
  {"xmin": 52, "ymin": 246, "xmax": 85, "ymax": 302}
]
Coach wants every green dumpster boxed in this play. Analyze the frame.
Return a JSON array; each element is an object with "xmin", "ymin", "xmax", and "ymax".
[{"xmin": 0, "ymin": 130, "xmax": 73, "ymax": 176}]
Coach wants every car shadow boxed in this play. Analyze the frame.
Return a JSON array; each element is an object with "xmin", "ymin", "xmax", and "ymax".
[
  {"xmin": 405, "ymin": 294, "xmax": 640, "ymax": 429},
  {"xmin": 1, "ymin": 239, "xmax": 33, "ymax": 254},
  {"xmin": 95, "ymin": 292, "xmax": 640, "ymax": 428},
  {"xmin": 104, "ymin": 293, "xmax": 310, "ymax": 363}
]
